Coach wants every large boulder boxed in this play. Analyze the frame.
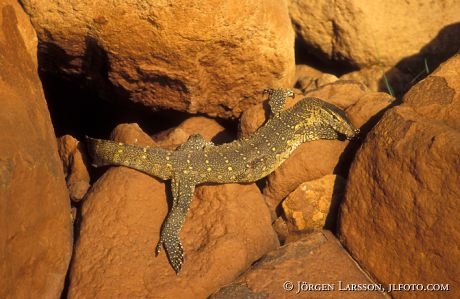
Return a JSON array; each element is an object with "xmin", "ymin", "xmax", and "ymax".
[
  {"xmin": 211, "ymin": 231, "xmax": 386, "ymax": 298},
  {"xmin": 289, "ymin": 0, "xmax": 460, "ymax": 68},
  {"xmin": 339, "ymin": 55, "xmax": 460, "ymax": 298},
  {"xmin": 0, "ymin": 1, "xmax": 72, "ymax": 298},
  {"xmin": 21, "ymin": 0, "xmax": 295, "ymax": 118}
]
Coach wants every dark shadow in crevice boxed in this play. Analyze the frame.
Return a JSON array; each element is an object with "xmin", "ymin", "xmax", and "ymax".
[
  {"xmin": 323, "ymin": 175, "xmax": 347, "ymax": 234},
  {"xmin": 378, "ymin": 22, "xmax": 460, "ymax": 99},
  {"xmin": 328, "ymin": 99, "xmax": 398, "ymax": 236},
  {"xmin": 333, "ymin": 104, "xmax": 394, "ymax": 181},
  {"xmin": 294, "ymin": 36, "xmax": 359, "ymax": 76},
  {"xmin": 40, "ymin": 72, "xmax": 191, "ymax": 139},
  {"xmin": 38, "ymin": 38, "xmax": 192, "ymax": 140},
  {"xmin": 59, "ymin": 199, "xmax": 82, "ymax": 299}
]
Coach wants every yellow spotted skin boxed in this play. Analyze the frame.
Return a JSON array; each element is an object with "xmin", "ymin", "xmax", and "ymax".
[{"xmin": 86, "ymin": 88, "xmax": 359, "ymax": 273}]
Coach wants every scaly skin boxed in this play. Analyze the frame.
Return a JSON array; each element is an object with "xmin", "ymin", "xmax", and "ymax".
[{"xmin": 86, "ymin": 88, "xmax": 359, "ymax": 273}]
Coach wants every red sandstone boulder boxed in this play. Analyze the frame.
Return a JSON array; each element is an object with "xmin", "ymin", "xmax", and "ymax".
[
  {"xmin": 339, "ymin": 54, "xmax": 460, "ymax": 298},
  {"xmin": 281, "ymin": 174, "xmax": 346, "ymax": 233},
  {"xmin": 289, "ymin": 0, "xmax": 460, "ymax": 68},
  {"xmin": 0, "ymin": 1, "xmax": 72, "ymax": 298},
  {"xmin": 57, "ymin": 135, "xmax": 91, "ymax": 202},
  {"xmin": 210, "ymin": 231, "xmax": 386, "ymax": 298},
  {"xmin": 21, "ymin": 0, "xmax": 295, "ymax": 118},
  {"xmin": 152, "ymin": 116, "xmax": 232, "ymax": 149}
]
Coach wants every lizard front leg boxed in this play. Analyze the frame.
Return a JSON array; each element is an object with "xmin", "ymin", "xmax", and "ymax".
[
  {"xmin": 263, "ymin": 88, "xmax": 295, "ymax": 115},
  {"xmin": 155, "ymin": 174, "xmax": 196, "ymax": 273}
]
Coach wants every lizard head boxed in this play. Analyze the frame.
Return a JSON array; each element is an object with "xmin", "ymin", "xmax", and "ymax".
[{"xmin": 295, "ymin": 98, "xmax": 360, "ymax": 141}]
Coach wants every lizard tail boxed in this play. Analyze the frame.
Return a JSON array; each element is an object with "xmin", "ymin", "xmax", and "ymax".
[
  {"xmin": 85, "ymin": 137, "xmax": 121, "ymax": 167},
  {"xmin": 85, "ymin": 136, "xmax": 174, "ymax": 180}
]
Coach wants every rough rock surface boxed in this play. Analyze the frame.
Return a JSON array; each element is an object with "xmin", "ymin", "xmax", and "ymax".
[
  {"xmin": 69, "ymin": 124, "xmax": 279, "ymax": 298},
  {"xmin": 0, "ymin": 1, "xmax": 72, "ymax": 298},
  {"xmin": 339, "ymin": 55, "xmax": 460, "ymax": 298},
  {"xmin": 402, "ymin": 55, "xmax": 460, "ymax": 129},
  {"xmin": 295, "ymin": 65, "xmax": 339, "ymax": 93},
  {"xmin": 110, "ymin": 123, "xmax": 157, "ymax": 147},
  {"xmin": 57, "ymin": 135, "xmax": 91, "ymax": 202},
  {"xmin": 340, "ymin": 65, "xmax": 414, "ymax": 96},
  {"xmin": 289, "ymin": 0, "xmax": 460, "ymax": 68},
  {"xmin": 282, "ymin": 174, "xmax": 346, "ymax": 233},
  {"xmin": 210, "ymin": 231, "xmax": 386, "ymax": 298},
  {"xmin": 152, "ymin": 116, "xmax": 232, "ymax": 149},
  {"xmin": 21, "ymin": 0, "xmax": 295, "ymax": 118},
  {"xmin": 256, "ymin": 82, "xmax": 393, "ymax": 214}
]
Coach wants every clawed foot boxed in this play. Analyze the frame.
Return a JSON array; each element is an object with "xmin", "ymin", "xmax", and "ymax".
[
  {"xmin": 264, "ymin": 88, "xmax": 295, "ymax": 115},
  {"xmin": 155, "ymin": 232, "xmax": 184, "ymax": 274},
  {"xmin": 155, "ymin": 176, "xmax": 194, "ymax": 274},
  {"xmin": 155, "ymin": 239, "xmax": 163, "ymax": 255}
]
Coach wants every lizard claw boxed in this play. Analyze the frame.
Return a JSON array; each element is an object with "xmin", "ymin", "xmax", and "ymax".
[
  {"xmin": 155, "ymin": 239, "xmax": 163, "ymax": 255},
  {"xmin": 160, "ymin": 236, "xmax": 184, "ymax": 273},
  {"xmin": 155, "ymin": 229, "xmax": 185, "ymax": 273}
]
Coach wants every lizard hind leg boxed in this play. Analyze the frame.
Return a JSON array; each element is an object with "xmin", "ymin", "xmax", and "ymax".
[{"xmin": 155, "ymin": 175, "xmax": 196, "ymax": 273}]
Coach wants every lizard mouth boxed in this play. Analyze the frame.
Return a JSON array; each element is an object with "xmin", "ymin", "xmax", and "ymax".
[
  {"xmin": 336, "ymin": 128, "xmax": 360, "ymax": 141},
  {"xmin": 345, "ymin": 128, "xmax": 360, "ymax": 140}
]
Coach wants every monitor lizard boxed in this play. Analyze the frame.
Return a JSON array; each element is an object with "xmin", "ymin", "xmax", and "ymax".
[{"xmin": 86, "ymin": 88, "xmax": 359, "ymax": 273}]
